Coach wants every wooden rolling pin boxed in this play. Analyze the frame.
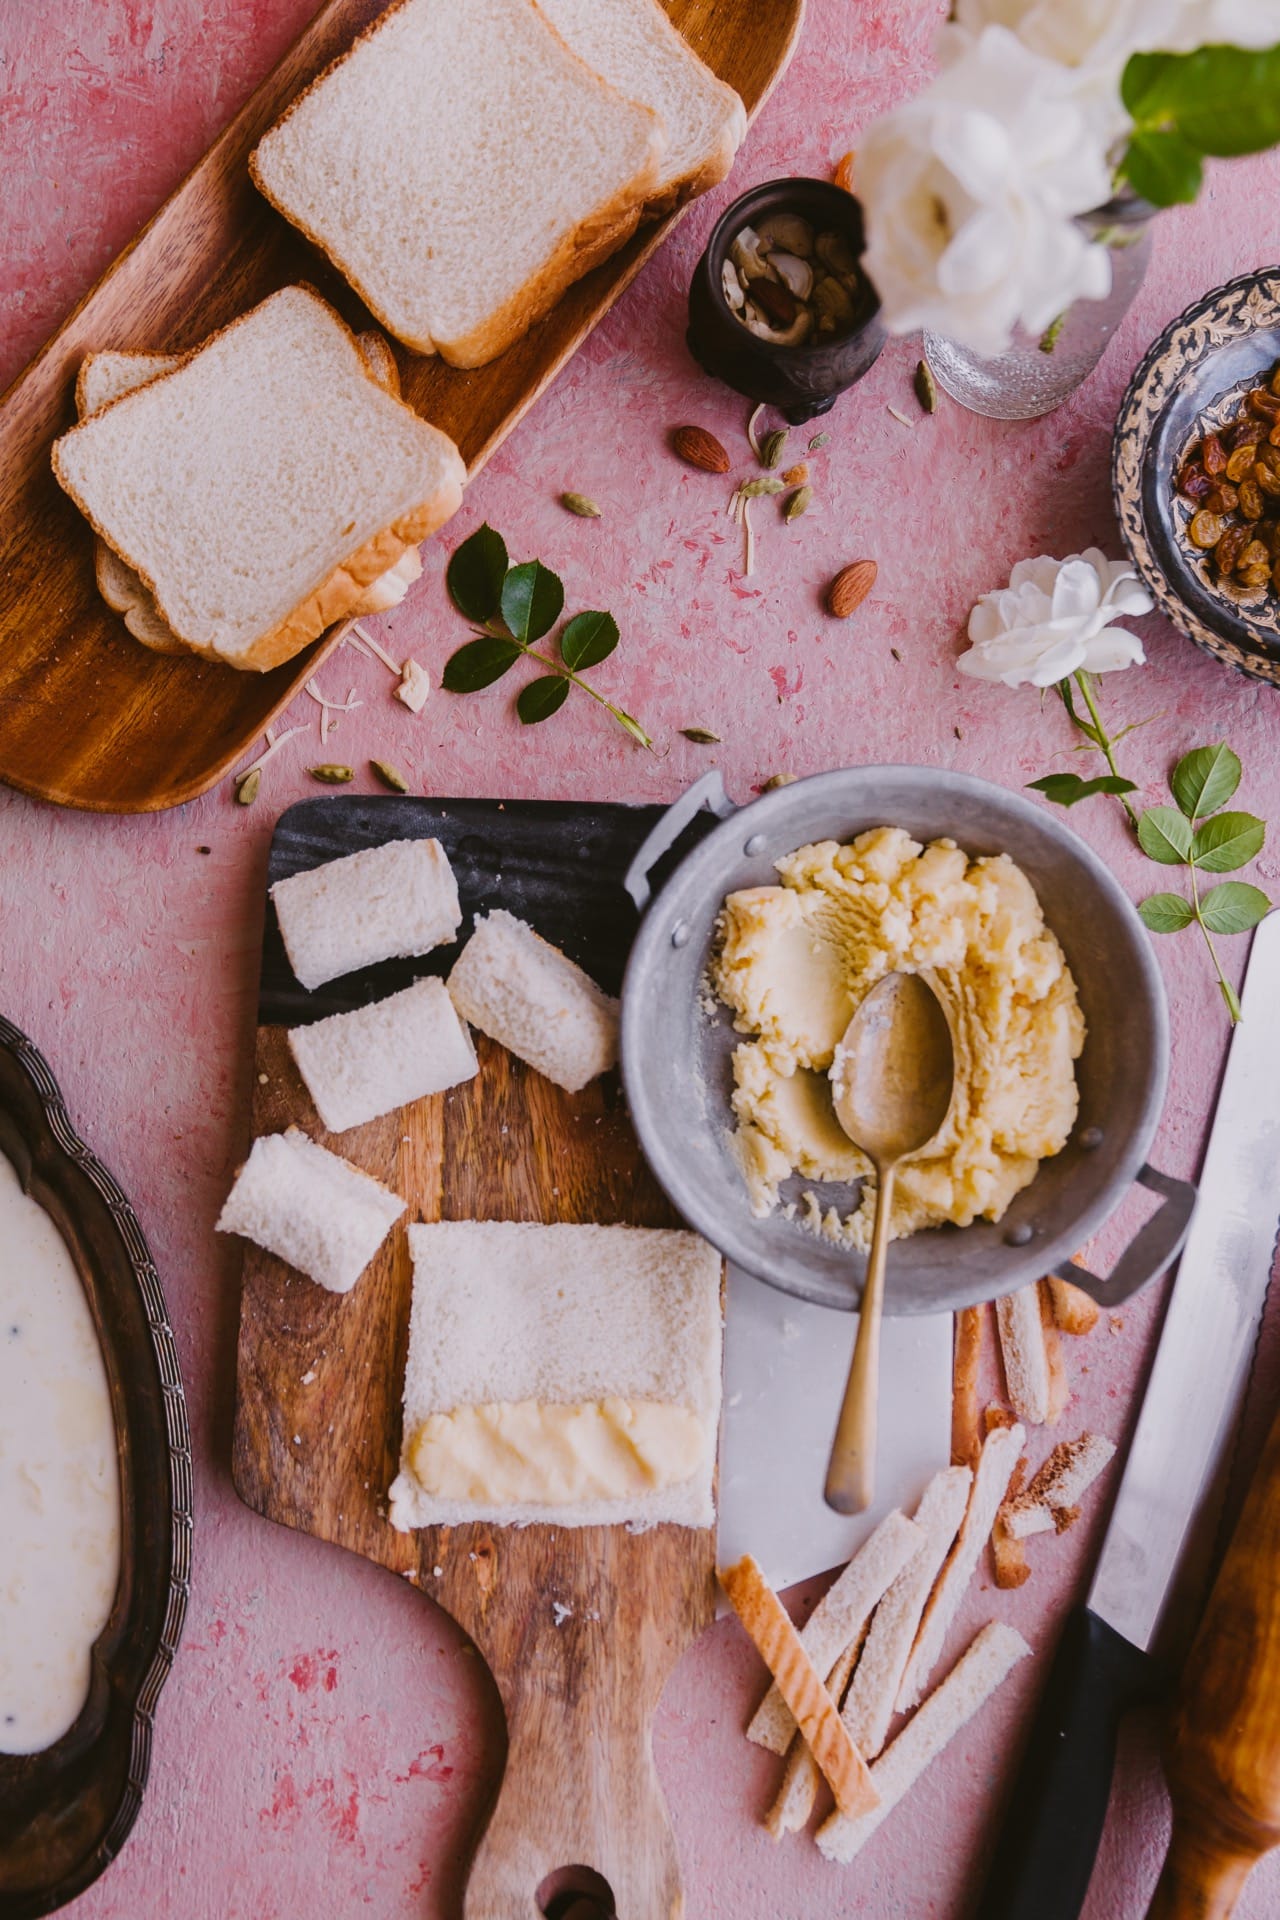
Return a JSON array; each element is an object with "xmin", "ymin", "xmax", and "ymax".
[{"xmin": 1149, "ymin": 1394, "xmax": 1280, "ymax": 1919}]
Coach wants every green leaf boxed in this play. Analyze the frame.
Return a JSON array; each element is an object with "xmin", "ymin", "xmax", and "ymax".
[
  {"xmin": 1138, "ymin": 805, "xmax": 1195, "ymax": 864},
  {"xmin": 1138, "ymin": 892, "xmax": 1196, "ymax": 933},
  {"xmin": 1199, "ymin": 881, "xmax": 1272, "ymax": 935},
  {"xmin": 441, "ymin": 635, "xmax": 522, "ymax": 692},
  {"xmin": 560, "ymin": 609, "xmax": 619, "ymax": 672},
  {"xmin": 1027, "ymin": 773, "xmax": 1138, "ymax": 808},
  {"xmin": 446, "ymin": 523, "xmax": 509, "ymax": 622},
  {"xmin": 1220, "ymin": 976, "xmax": 1244, "ymax": 1023},
  {"xmin": 501, "ymin": 560, "xmax": 564, "ymax": 644},
  {"xmin": 1121, "ymin": 44, "xmax": 1280, "ymax": 159},
  {"xmin": 1119, "ymin": 128, "xmax": 1204, "ymax": 207},
  {"xmin": 1192, "ymin": 810, "xmax": 1265, "ymax": 872},
  {"xmin": 516, "ymin": 675, "xmax": 571, "ymax": 725},
  {"xmin": 1055, "ymin": 679, "xmax": 1105, "ymax": 746},
  {"xmin": 1171, "ymin": 742, "xmax": 1241, "ymax": 820}
]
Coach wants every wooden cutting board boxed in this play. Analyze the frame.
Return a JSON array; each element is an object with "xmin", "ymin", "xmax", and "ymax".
[
  {"xmin": 0, "ymin": 0, "xmax": 804, "ymax": 816},
  {"xmin": 232, "ymin": 796, "xmax": 719, "ymax": 1919}
]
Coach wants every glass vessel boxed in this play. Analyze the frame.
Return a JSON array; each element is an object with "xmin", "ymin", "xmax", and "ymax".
[{"xmin": 922, "ymin": 199, "xmax": 1154, "ymax": 420}]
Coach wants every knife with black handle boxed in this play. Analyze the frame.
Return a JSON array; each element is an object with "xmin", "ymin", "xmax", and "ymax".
[{"xmin": 977, "ymin": 911, "xmax": 1280, "ymax": 1920}]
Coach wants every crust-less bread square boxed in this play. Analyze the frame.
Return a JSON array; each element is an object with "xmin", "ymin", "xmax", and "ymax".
[{"xmin": 389, "ymin": 1222, "xmax": 723, "ymax": 1530}]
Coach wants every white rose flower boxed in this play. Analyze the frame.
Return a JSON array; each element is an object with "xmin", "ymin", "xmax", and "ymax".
[
  {"xmin": 1166, "ymin": 1, "xmax": 1280, "ymax": 50},
  {"xmin": 958, "ymin": 549, "xmax": 1153, "ymax": 687},
  {"xmin": 943, "ymin": 0, "xmax": 1183, "ymax": 145},
  {"xmin": 859, "ymin": 27, "xmax": 1114, "ymax": 355}
]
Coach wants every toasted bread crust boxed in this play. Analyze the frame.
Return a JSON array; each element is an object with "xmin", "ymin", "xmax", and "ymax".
[
  {"xmin": 56, "ymin": 288, "xmax": 463, "ymax": 672},
  {"xmin": 248, "ymin": 0, "xmax": 665, "ymax": 366}
]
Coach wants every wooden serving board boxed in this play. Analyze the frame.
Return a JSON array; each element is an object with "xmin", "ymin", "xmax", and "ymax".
[
  {"xmin": 233, "ymin": 796, "xmax": 719, "ymax": 1919},
  {"xmin": 0, "ymin": 0, "xmax": 803, "ymax": 816}
]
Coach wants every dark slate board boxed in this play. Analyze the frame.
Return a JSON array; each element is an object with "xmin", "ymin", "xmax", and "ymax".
[{"xmin": 262, "ymin": 795, "xmax": 716, "ymax": 1027}]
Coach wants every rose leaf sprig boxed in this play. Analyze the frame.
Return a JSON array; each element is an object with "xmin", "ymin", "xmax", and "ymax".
[
  {"xmin": 959, "ymin": 550, "xmax": 1272, "ymax": 1024},
  {"xmin": 1135, "ymin": 743, "xmax": 1271, "ymax": 1022},
  {"xmin": 442, "ymin": 523, "xmax": 651, "ymax": 748}
]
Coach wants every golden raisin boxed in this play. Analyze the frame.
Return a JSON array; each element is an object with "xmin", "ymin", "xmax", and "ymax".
[
  {"xmin": 1248, "ymin": 387, "xmax": 1280, "ymax": 420},
  {"xmin": 1190, "ymin": 510, "xmax": 1227, "ymax": 548},
  {"xmin": 1240, "ymin": 478, "xmax": 1265, "ymax": 519},
  {"xmin": 1240, "ymin": 539, "xmax": 1271, "ymax": 574},
  {"xmin": 1205, "ymin": 483, "xmax": 1239, "ymax": 514},
  {"xmin": 1226, "ymin": 443, "xmax": 1257, "ymax": 482},
  {"xmin": 1215, "ymin": 524, "xmax": 1250, "ymax": 573}
]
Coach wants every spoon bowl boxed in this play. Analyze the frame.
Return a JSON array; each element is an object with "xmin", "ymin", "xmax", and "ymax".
[{"xmin": 825, "ymin": 972, "xmax": 956, "ymax": 1514}]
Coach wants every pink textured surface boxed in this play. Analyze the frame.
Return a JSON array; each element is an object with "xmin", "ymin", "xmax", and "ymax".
[{"xmin": 2, "ymin": 2, "xmax": 1280, "ymax": 1915}]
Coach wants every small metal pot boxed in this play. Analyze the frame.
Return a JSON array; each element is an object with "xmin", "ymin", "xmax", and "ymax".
[
  {"xmin": 686, "ymin": 178, "xmax": 885, "ymax": 424},
  {"xmin": 620, "ymin": 768, "xmax": 1195, "ymax": 1317}
]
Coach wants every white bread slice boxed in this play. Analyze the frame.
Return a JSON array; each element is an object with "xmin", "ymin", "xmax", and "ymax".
[
  {"xmin": 538, "ymin": 0, "xmax": 744, "ymax": 211},
  {"xmin": 76, "ymin": 334, "xmax": 418, "ymax": 655},
  {"xmin": 271, "ymin": 836, "xmax": 461, "ymax": 992},
  {"xmin": 816, "ymin": 1623, "xmax": 1032, "ymax": 1864},
  {"xmin": 53, "ymin": 287, "xmax": 465, "ymax": 670},
  {"xmin": 289, "ymin": 977, "xmax": 477, "ymax": 1134},
  {"xmin": 895, "ymin": 1423, "xmax": 1025, "ymax": 1715},
  {"xmin": 388, "ymin": 1221, "xmax": 723, "ymax": 1530},
  {"xmin": 447, "ymin": 910, "xmax": 618, "ymax": 1092},
  {"xmin": 746, "ymin": 1508, "xmax": 924, "ymax": 1754},
  {"xmin": 250, "ymin": 0, "xmax": 665, "ymax": 367},
  {"xmin": 215, "ymin": 1125, "xmax": 404, "ymax": 1293}
]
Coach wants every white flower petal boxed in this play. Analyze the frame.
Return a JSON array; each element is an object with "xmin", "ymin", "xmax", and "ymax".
[
  {"xmin": 1079, "ymin": 625, "xmax": 1147, "ymax": 673},
  {"xmin": 1050, "ymin": 559, "xmax": 1105, "ymax": 623}
]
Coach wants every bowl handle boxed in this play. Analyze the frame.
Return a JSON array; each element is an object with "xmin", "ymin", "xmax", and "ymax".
[
  {"xmin": 624, "ymin": 770, "xmax": 737, "ymax": 912},
  {"xmin": 1051, "ymin": 1165, "xmax": 1197, "ymax": 1308}
]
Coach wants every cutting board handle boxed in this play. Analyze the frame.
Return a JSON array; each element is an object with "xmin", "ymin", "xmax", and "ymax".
[{"xmin": 457, "ymin": 1527, "xmax": 709, "ymax": 1920}]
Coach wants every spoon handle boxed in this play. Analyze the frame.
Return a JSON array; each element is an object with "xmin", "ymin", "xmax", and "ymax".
[{"xmin": 824, "ymin": 1161, "xmax": 896, "ymax": 1515}]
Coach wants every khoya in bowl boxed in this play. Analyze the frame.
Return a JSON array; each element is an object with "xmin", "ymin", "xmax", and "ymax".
[{"xmin": 620, "ymin": 767, "xmax": 1196, "ymax": 1318}]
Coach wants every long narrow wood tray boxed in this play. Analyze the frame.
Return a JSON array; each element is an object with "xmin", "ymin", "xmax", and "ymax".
[{"xmin": 0, "ymin": 0, "xmax": 803, "ymax": 815}]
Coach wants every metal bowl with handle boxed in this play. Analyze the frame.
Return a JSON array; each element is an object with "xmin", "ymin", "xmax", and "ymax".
[{"xmin": 619, "ymin": 766, "xmax": 1195, "ymax": 1317}]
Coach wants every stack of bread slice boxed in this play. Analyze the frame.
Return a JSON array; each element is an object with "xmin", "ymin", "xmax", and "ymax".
[
  {"xmin": 250, "ymin": 0, "xmax": 745, "ymax": 367},
  {"xmin": 53, "ymin": 287, "xmax": 466, "ymax": 672}
]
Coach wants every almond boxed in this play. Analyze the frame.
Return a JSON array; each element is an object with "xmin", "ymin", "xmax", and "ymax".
[
  {"xmin": 827, "ymin": 560, "xmax": 877, "ymax": 619},
  {"xmin": 673, "ymin": 424, "xmax": 731, "ymax": 474}
]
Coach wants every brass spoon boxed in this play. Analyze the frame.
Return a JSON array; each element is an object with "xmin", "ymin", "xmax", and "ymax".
[{"xmin": 824, "ymin": 971, "xmax": 955, "ymax": 1515}]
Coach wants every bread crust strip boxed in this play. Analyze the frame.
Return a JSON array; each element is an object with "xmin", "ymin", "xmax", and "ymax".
[
  {"xmin": 1002, "ymin": 1431, "xmax": 1116, "ymax": 1541},
  {"xmin": 720, "ymin": 1556, "xmax": 878, "ymax": 1820},
  {"xmin": 816, "ymin": 1622, "xmax": 1031, "ymax": 1864},
  {"xmin": 1047, "ymin": 1273, "xmax": 1100, "ymax": 1335},
  {"xmin": 996, "ymin": 1285, "xmax": 1051, "ymax": 1425},
  {"xmin": 895, "ymin": 1421, "xmax": 1025, "ymax": 1715},
  {"xmin": 841, "ymin": 1464, "xmax": 972, "ymax": 1760},
  {"xmin": 952, "ymin": 1305, "xmax": 985, "ymax": 1469},
  {"xmin": 763, "ymin": 1627, "xmax": 865, "ymax": 1839},
  {"xmin": 745, "ymin": 1509, "xmax": 922, "ymax": 1755}
]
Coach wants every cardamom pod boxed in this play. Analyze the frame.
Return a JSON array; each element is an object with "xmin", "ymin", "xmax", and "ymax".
[
  {"xmin": 681, "ymin": 726, "xmax": 721, "ymax": 744},
  {"xmin": 370, "ymin": 759, "xmax": 409, "ymax": 793},
  {"xmin": 738, "ymin": 476, "xmax": 786, "ymax": 498},
  {"xmin": 235, "ymin": 768, "xmax": 260, "ymax": 806},
  {"xmin": 783, "ymin": 485, "xmax": 813, "ymax": 523},
  {"xmin": 808, "ymin": 431, "xmax": 831, "ymax": 451},
  {"xmin": 762, "ymin": 772, "xmax": 797, "ymax": 792},
  {"xmin": 309, "ymin": 764, "xmax": 354, "ymax": 784},
  {"xmin": 760, "ymin": 427, "xmax": 789, "ymax": 470},
  {"xmin": 561, "ymin": 492, "xmax": 602, "ymax": 518},
  {"xmin": 913, "ymin": 359, "xmax": 938, "ymax": 413}
]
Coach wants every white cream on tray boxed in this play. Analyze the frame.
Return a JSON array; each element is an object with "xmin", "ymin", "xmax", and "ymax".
[{"xmin": 0, "ymin": 1152, "xmax": 120, "ymax": 1754}]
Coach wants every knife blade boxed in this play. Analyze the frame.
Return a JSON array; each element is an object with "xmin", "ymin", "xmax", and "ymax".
[{"xmin": 978, "ymin": 909, "xmax": 1280, "ymax": 1920}]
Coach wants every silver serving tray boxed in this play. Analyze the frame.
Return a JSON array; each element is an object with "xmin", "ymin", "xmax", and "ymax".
[{"xmin": 0, "ymin": 1018, "xmax": 191, "ymax": 1919}]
